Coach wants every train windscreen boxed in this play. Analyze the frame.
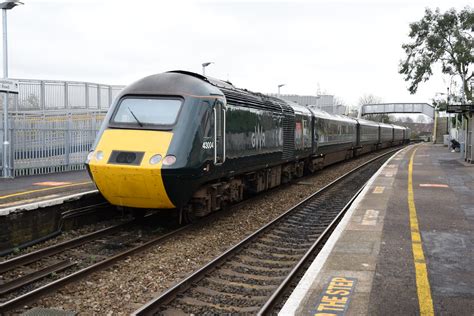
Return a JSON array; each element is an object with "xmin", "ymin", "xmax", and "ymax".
[{"xmin": 111, "ymin": 97, "xmax": 182, "ymax": 127}]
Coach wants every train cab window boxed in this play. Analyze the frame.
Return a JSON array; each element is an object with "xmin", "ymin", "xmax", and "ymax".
[{"xmin": 111, "ymin": 97, "xmax": 182, "ymax": 127}]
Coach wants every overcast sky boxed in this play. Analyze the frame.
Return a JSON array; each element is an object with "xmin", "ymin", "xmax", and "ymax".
[{"xmin": 6, "ymin": 0, "xmax": 471, "ymax": 106}]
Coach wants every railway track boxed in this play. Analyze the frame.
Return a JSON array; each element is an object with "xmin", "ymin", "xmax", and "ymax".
[
  {"xmin": 133, "ymin": 148, "xmax": 399, "ymax": 315},
  {"xmin": 0, "ymin": 216, "xmax": 183, "ymax": 314},
  {"xmin": 0, "ymin": 184, "xmax": 275, "ymax": 313}
]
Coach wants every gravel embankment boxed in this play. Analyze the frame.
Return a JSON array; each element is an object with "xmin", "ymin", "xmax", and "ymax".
[{"xmin": 27, "ymin": 148, "xmax": 399, "ymax": 315}]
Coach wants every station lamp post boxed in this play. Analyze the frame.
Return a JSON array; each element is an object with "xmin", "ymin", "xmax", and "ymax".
[
  {"xmin": 1, "ymin": 0, "xmax": 22, "ymax": 178},
  {"xmin": 277, "ymin": 84, "xmax": 285, "ymax": 96},
  {"xmin": 202, "ymin": 62, "xmax": 213, "ymax": 76}
]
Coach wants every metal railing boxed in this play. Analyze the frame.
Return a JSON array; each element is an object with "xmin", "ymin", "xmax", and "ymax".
[
  {"xmin": 12, "ymin": 79, "xmax": 123, "ymax": 111},
  {"xmin": 1, "ymin": 79, "xmax": 123, "ymax": 177}
]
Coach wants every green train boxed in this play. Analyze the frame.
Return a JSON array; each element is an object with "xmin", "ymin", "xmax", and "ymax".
[{"xmin": 86, "ymin": 71, "xmax": 408, "ymax": 222}]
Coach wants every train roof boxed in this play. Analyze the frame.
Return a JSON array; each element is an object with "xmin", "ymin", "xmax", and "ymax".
[
  {"xmin": 355, "ymin": 118, "xmax": 380, "ymax": 127},
  {"xmin": 166, "ymin": 71, "xmax": 295, "ymax": 113},
  {"xmin": 308, "ymin": 107, "xmax": 358, "ymax": 124},
  {"xmin": 168, "ymin": 70, "xmax": 236, "ymax": 91},
  {"xmin": 286, "ymin": 100, "xmax": 313, "ymax": 115},
  {"xmin": 392, "ymin": 124, "xmax": 406, "ymax": 130},
  {"xmin": 379, "ymin": 122, "xmax": 393, "ymax": 129},
  {"xmin": 120, "ymin": 71, "xmax": 225, "ymax": 98}
]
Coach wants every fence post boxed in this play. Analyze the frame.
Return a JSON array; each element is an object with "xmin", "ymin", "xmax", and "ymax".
[
  {"xmin": 108, "ymin": 86, "xmax": 112, "ymax": 109},
  {"xmin": 97, "ymin": 85, "xmax": 101, "ymax": 110},
  {"xmin": 9, "ymin": 94, "xmax": 15, "ymax": 177},
  {"xmin": 40, "ymin": 80, "xmax": 45, "ymax": 112},
  {"xmin": 64, "ymin": 81, "xmax": 68, "ymax": 109},
  {"xmin": 2, "ymin": 91, "xmax": 11, "ymax": 178},
  {"xmin": 85, "ymin": 83, "xmax": 89, "ymax": 109},
  {"xmin": 65, "ymin": 112, "xmax": 71, "ymax": 170}
]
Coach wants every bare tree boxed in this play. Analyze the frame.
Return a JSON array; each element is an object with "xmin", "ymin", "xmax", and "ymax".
[
  {"xmin": 357, "ymin": 94, "xmax": 392, "ymax": 122},
  {"xmin": 358, "ymin": 94, "xmax": 383, "ymax": 106}
]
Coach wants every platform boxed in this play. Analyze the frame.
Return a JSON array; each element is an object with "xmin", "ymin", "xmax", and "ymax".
[
  {"xmin": 280, "ymin": 144, "xmax": 474, "ymax": 315},
  {"xmin": 0, "ymin": 170, "xmax": 96, "ymax": 212}
]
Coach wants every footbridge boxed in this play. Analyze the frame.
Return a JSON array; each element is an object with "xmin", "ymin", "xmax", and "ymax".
[{"xmin": 360, "ymin": 103, "xmax": 435, "ymax": 119}]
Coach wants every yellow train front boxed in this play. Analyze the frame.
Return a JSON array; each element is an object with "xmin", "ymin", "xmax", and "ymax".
[{"xmin": 86, "ymin": 71, "xmax": 227, "ymax": 216}]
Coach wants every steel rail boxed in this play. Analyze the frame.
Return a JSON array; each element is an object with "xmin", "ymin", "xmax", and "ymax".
[
  {"xmin": 0, "ymin": 220, "xmax": 134, "ymax": 274},
  {"xmin": 0, "ymin": 182, "xmax": 273, "ymax": 313},
  {"xmin": 0, "ymin": 224, "xmax": 192, "ymax": 313},
  {"xmin": 0, "ymin": 260, "xmax": 76, "ymax": 295},
  {"xmin": 257, "ymin": 185, "xmax": 366, "ymax": 314},
  {"xmin": 260, "ymin": 147, "xmax": 406, "ymax": 313},
  {"xmin": 132, "ymin": 147, "xmax": 402, "ymax": 315}
]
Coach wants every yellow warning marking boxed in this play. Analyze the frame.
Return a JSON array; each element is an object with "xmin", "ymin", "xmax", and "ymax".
[
  {"xmin": 33, "ymin": 181, "xmax": 72, "ymax": 186},
  {"xmin": 408, "ymin": 148, "xmax": 435, "ymax": 315},
  {"xmin": 373, "ymin": 186, "xmax": 385, "ymax": 194},
  {"xmin": 0, "ymin": 181, "xmax": 92, "ymax": 200},
  {"xmin": 419, "ymin": 184, "xmax": 449, "ymax": 188}
]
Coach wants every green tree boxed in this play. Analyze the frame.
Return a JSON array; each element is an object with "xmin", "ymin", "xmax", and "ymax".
[{"xmin": 399, "ymin": 7, "xmax": 473, "ymax": 102}]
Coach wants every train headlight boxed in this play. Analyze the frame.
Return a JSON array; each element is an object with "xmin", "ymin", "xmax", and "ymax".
[
  {"xmin": 149, "ymin": 154, "xmax": 162, "ymax": 165},
  {"xmin": 86, "ymin": 151, "xmax": 94, "ymax": 163},
  {"xmin": 162, "ymin": 155, "xmax": 176, "ymax": 166},
  {"xmin": 95, "ymin": 151, "xmax": 104, "ymax": 161}
]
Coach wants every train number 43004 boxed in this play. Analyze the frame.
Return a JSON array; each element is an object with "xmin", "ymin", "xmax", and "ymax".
[{"xmin": 202, "ymin": 141, "xmax": 214, "ymax": 149}]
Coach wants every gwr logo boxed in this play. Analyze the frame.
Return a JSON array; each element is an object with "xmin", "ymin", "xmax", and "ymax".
[{"xmin": 251, "ymin": 124, "xmax": 265, "ymax": 149}]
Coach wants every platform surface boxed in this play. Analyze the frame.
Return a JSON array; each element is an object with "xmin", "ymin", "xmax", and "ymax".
[
  {"xmin": 281, "ymin": 144, "xmax": 474, "ymax": 315},
  {"xmin": 0, "ymin": 170, "xmax": 95, "ymax": 210}
]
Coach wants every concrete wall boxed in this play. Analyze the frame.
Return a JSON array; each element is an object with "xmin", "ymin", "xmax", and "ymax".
[{"xmin": 433, "ymin": 116, "xmax": 448, "ymax": 144}]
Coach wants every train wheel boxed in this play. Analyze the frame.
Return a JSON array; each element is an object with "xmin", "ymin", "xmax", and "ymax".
[{"xmin": 178, "ymin": 206, "xmax": 197, "ymax": 225}]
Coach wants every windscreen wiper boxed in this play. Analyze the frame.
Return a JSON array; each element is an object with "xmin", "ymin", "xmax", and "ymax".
[{"xmin": 128, "ymin": 107, "xmax": 144, "ymax": 127}]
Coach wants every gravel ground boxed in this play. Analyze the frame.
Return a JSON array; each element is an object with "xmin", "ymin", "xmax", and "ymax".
[{"xmin": 24, "ymin": 148, "xmax": 399, "ymax": 315}]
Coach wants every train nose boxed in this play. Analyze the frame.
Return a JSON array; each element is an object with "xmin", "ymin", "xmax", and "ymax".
[{"xmin": 87, "ymin": 129, "xmax": 175, "ymax": 209}]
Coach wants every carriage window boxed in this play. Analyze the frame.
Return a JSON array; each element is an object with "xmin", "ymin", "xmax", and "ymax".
[{"xmin": 112, "ymin": 97, "xmax": 182, "ymax": 126}]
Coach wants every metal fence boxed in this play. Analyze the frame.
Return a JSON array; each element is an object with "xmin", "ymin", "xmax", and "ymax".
[{"xmin": 1, "ymin": 79, "xmax": 124, "ymax": 177}]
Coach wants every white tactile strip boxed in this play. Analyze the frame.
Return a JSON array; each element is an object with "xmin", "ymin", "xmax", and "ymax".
[{"xmin": 0, "ymin": 190, "xmax": 99, "ymax": 216}]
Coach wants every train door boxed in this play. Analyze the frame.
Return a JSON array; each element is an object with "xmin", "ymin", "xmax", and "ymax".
[{"xmin": 214, "ymin": 100, "xmax": 226, "ymax": 164}]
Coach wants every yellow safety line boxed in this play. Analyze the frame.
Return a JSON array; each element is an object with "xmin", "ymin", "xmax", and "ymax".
[
  {"xmin": 408, "ymin": 147, "xmax": 435, "ymax": 315},
  {"xmin": 0, "ymin": 181, "xmax": 93, "ymax": 200}
]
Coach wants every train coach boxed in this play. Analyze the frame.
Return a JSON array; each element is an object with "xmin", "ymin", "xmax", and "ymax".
[{"xmin": 85, "ymin": 71, "xmax": 407, "ymax": 222}]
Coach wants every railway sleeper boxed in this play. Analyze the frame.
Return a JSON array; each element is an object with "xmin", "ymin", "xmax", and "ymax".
[
  {"xmin": 192, "ymin": 286, "xmax": 268, "ymax": 302},
  {"xmin": 217, "ymin": 268, "xmax": 286, "ymax": 282},
  {"xmin": 258, "ymin": 237, "xmax": 312, "ymax": 249},
  {"xmin": 186, "ymin": 287, "xmax": 266, "ymax": 308},
  {"xmin": 253, "ymin": 243, "xmax": 306, "ymax": 256},
  {"xmin": 235, "ymin": 255, "xmax": 295, "ymax": 269},
  {"xmin": 229, "ymin": 261, "xmax": 290, "ymax": 275},
  {"xmin": 173, "ymin": 296, "xmax": 259, "ymax": 314},
  {"xmin": 204, "ymin": 276, "xmax": 276, "ymax": 291}
]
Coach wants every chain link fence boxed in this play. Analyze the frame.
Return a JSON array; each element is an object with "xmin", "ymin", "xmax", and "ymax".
[{"xmin": 1, "ymin": 79, "xmax": 124, "ymax": 177}]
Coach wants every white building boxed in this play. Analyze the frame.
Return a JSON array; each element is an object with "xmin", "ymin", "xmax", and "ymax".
[{"xmin": 269, "ymin": 94, "xmax": 346, "ymax": 115}]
